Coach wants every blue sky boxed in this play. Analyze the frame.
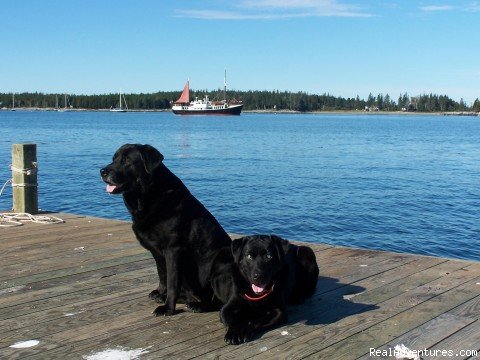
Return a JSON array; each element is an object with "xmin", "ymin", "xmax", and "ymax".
[{"xmin": 1, "ymin": 0, "xmax": 479, "ymax": 103}]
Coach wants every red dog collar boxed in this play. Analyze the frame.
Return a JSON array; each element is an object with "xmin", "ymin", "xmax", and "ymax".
[{"xmin": 242, "ymin": 285, "xmax": 274, "ymax": 302}]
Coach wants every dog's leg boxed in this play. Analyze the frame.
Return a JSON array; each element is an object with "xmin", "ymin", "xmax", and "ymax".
[
  {"xmin": 221, "ymin": 301, "xmax": 254, "ymax": 345},
  {"xmin": 222, "ymin": 305, "xmax": 288, "ymax": 344},
  {"xmin": 249, "ymin": 307, "xmax": 287, "ymax": 332},
  {"xmin": 185, "ymin": 294, "xmax": 222, "ymax": 313},
  {"xmin": 149, "ymin": 252, "xmax": 167, "ymax": 303},
  {"xmin": 153, "ymin": 249, "xmax": 180, "ymax": 316}
]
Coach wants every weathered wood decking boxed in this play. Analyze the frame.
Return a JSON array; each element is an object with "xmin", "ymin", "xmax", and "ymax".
[{"xmin": 0, "ymin": 213, "xmax": 479, "ymax": 359}]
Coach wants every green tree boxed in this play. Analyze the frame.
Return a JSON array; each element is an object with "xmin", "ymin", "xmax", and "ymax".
[{"xmin": 472, "ymin": 98, "xmax": 480, "ymax": 112}]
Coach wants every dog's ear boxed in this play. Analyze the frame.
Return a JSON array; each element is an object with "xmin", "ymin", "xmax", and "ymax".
[
  {"xmin": 231, "ymin": 237, "xmax": 247, "ymax": 264},
  {"xmin": 271, "ymin": 235, "xmax": 290, "ymax": 260},
  {"xmin": 138, "ymin": 144, "xmax": 164, "ymax": 174}
]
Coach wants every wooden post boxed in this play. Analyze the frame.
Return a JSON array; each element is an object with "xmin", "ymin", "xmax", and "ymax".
[{"xmin": 11, "ymin": 143, "xmax": 38, "ymax": 214}]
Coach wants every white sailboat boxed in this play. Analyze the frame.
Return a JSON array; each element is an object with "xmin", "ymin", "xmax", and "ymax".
[
  {"xmin": 110, "ymin": 91, "xmax": 128, "ymax": 112},
  {"xmin": 11, "ymin": 93, "xmax": 15, "ymax": 111},
  {"xmin": 58, "ymin": 94, "xmax": 72, "ymax": 112}
]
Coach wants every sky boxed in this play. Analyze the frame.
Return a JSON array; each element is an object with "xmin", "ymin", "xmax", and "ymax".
[{"xmin": 1, "ymin": 0, "xmax": 479, "ymax": 103}]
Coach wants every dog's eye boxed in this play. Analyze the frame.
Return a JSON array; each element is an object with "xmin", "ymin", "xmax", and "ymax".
[
  {"xmin": 121, "ymin": 155, "xmax": 131, "ymax": 165},
  {"xmin": 246, "ymin": 254, "xmax": 253, "ymax": 261},
  {"xmin": 265, "ymin": 253, "xmax": 272, "ymax": 260}
]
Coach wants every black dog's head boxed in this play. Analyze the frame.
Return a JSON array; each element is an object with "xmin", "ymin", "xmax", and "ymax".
[
  {"xmin": 100, "ymin": 144, "xmax": 164, "ymax": 195},
  {"xmin": 232, "ymin": 235, "xmax": 290, "ymax": 296}
]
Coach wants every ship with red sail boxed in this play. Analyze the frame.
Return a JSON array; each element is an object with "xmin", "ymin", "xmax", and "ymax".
[{"xmin": 171, "ymin": 71, "xmax": 243, "ymax": 115}]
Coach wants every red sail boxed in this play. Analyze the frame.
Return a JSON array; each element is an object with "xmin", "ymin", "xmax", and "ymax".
[{"xmin": 175, "ymin": 81, "xmax": 189, "ymax": 104}]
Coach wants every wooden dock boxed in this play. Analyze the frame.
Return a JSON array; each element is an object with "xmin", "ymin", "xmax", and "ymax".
[{"xmin": 1, "ymin": 213, "xmax": 479, "ymax": 359}]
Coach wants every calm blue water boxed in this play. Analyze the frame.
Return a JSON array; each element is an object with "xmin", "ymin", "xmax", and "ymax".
[{"xmin": 1, "ymin": 111, "xmax": 479, "ymax": 261}]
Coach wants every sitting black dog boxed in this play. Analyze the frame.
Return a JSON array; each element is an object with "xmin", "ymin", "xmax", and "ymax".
[
  {"xmin": 210, "ymin": 235, "xmax": 319, "ymax": 345},
  {"xmin": 100, "ymin": 144, "xmax": 231, "ymax": 316}
]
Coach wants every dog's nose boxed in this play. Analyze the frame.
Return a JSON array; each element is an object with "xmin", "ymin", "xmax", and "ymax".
[
  {"xmin": 100, "ymin": 168, "xmax": 108, "ymax": 177},
  {"xmin": 253, "ymin": 273, "xmax": 259, "ymax": 280}
]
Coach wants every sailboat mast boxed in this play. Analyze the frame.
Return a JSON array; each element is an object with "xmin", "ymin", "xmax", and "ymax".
[{"xmin": 12, "ymin": 94, "xmax": 15, "ymax": 109}]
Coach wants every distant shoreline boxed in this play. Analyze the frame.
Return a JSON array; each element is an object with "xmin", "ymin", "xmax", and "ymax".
[
  {"xmin": 0, "ymin": 107, "xmax": 170, "ymax": 113},
  {"xmin": 1, "ymin": 107, "xmax": 478, "ymax": 117},
  {"xmin": 245, "ymin": 109, "xmax": 479, "ymax": 116}
]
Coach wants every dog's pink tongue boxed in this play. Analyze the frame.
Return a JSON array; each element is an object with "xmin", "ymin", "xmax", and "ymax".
[
  {"xmin": 106, "ymin": 184, "xmax": 117, "ymax": 193},
  {"xmin": 252, "ymin": 284, "xmax": 265, "ymax": 294}
]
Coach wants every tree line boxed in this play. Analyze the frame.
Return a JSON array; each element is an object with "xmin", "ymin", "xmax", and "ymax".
[{"xmin": 1, "ymin": 90, "xmax": 479, "ymax": 112}]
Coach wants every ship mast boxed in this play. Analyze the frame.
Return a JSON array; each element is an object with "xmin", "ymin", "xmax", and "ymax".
[{"xmin": 224, "ymin": 69, "xmax": 227, "ymax": 102}]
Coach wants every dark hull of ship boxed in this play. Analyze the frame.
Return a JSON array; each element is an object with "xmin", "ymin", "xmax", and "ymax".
[{"xmin": 172, "ymin": 104, "xmax": 243, "ymax": 116}]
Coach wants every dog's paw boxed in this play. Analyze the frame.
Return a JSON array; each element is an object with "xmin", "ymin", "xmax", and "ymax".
[
  {"xmin": 224, "ymin": 327, "xmax": 254, "ymax": 345},
  {"xmin": 185, "ymin": 301, "xmax": 206, "ymax": 313},
  {"xmin": 149, "ymin": 289, "xmax": 166, "ymax": 303},
  {"xmin": 152, "ymin": 305, "xmax": 175, "ymax": 317}
]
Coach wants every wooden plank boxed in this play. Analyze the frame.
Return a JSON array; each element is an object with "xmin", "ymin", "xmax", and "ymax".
[
  {"xmin": 0, "ymin": 263, "xmax": 155, "ymax": 312},
  {"xmin": 21, "ymin": 308, "xmax": 223, "ymax": 360},
  {"xmin": 0, "ymin": 224, "xmax": 137, "ymax": 271},
  {"xmin": 315, "ymin": 247, "xmax": 414, "ymax": 277},
  {"xmin": 357, "ymin": 315, "xmax": 474, "ymax": 360},
  {"xmin": 0, "ymin": 261, "xmax": 154, "ymax": 323},
  {"xmin": 0, "ymin": 231, "xmax": 141, "ymax": 277},
  {"xmin": 300, "ymin": 276, "xmax": 480, "ymax": 359},
  {"xmin": 356, "ymin": 293, "xmax": 480, "ymax": 360},
  {"xmin": 426, "ymin": 320, "xmax": 480, "ymax": 360},
  {"xmin": 0, "ymin": 283, "xmax": 156, "ymax": 347},
  {"xmin": 0, "ymin": 271, "xmax": 156, "ymax": 333},
  {"xmin": 0, "ymin": 236, "xmax": 144, "ymax": 281},
  {"xmin": 0, "ymin": 253, "xmax": 154, "ymax": 303},
  {"xmin": 1, "ymin": 296, "xmax": 222, "ymax": 359},
  {"xmin": 0, "ymin": 237, "xmax": 139, "ymax": 270},
  {"xmin": 0, "ymin": 252, "xmax": 151, "ymax": 291}
]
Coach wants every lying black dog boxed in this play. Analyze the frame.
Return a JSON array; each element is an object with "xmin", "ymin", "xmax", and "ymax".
[
  {"xmin": 210, "ymin": 235, "xmax": 319, "ymax": 344},
  {"xmin": 100, "ymin": 144, "xmax": 231, "ymax": 316}
]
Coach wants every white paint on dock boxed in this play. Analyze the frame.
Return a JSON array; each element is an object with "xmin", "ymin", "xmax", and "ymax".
[
  {"xmin": 9, "ymin": 340, "xmax": 40, "ymax": 348},
  {"xmin": 0, "ymin": 285, "xmax": 26, "ymax": 295},
  {"xmin": 394, "ymin": 344, "xmax": 420, "ymax": 360},
  {"xmin": 64, "ymin": 310, "xmax": 85, "ymax": 317},
  {"xmin": 82, "ymin": 346, "xmax": 151, "ymax": 360}
]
